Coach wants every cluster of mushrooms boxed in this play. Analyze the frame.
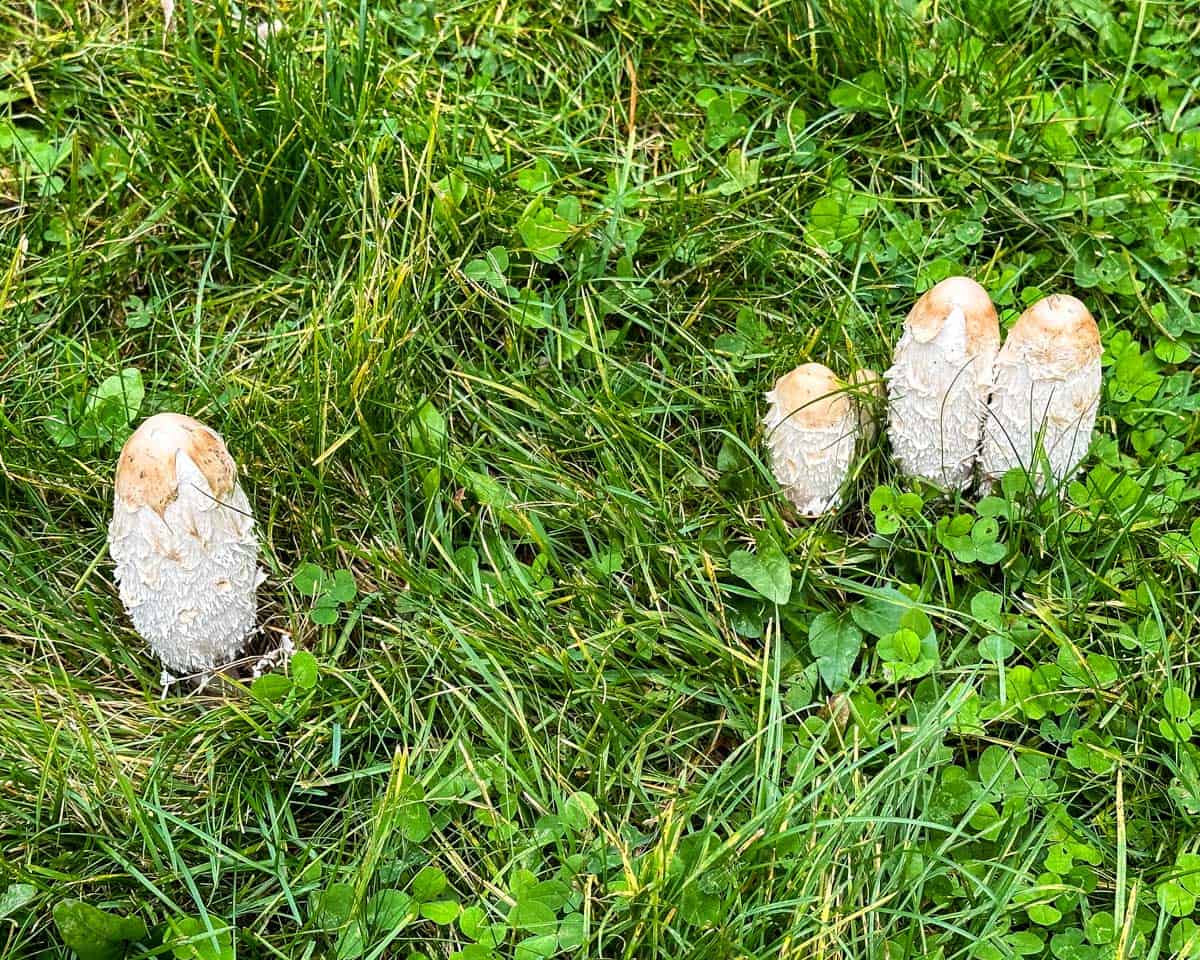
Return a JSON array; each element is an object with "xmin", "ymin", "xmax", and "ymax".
[
  {"xmin": 105, "ymin": 276, "xmax": 1100, "ymax": 679},
  {"xmin": 764, "ymin": 276, "xmax": 1103, "ymax": 515}
]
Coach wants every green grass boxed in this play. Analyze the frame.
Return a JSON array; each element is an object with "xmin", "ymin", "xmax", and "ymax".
[{"xmin": 2, "ymin": 0, "xmax": 1200, "ymax": 957}]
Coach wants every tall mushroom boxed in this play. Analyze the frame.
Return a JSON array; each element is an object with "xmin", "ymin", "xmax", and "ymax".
[
  {"xmin": 108, "ymin": 413, "xmax": 263, "ymax": 674},
  {"xmin": 885, "ymin": 277, "xmax": 1000, "ymax": 489},
  {"xmin": 980, "ymin": 294, "xmax": 1102, "ymax": 489},
  {"xmin": 763, "ymin": 363, "xmax": 863, "ymax": 516}
]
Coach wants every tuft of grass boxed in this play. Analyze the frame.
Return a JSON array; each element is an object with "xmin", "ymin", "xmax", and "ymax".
[{"xmin": 2, "ymin": 0, "xmax": 1200, "ymax": 957}]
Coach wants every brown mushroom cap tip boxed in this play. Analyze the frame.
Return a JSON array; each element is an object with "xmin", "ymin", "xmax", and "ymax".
[
  {"xmin": 114, "ymin": 413, "xmax": 238, "ymax": 515},
  {"xmin": 771, "ymin": 363, "xmax": 851, "ymax": 427},
  {"xmin": 1007, "ymin": 294, "xmax": 1101, "ymax": 367},
  {"xmin": 906, "ymin": 276, "xmax": 1000, "ymax": 347}
]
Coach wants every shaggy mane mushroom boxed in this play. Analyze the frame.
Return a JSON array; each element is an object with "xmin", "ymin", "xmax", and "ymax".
[
  {"xmin": 108, "ymin": 413, "xmax": 263, "ymax": 676},
  {"xmin": 885, "ymin": 276, "xmax": 1000, "ymax": 489},
  {"xmin": 763, "ymin": 363, "xmax": 865, "ymax": 516},
  {"xmin": 980, "ymin": 294, "xmax": 1102, "ymax": 489}
]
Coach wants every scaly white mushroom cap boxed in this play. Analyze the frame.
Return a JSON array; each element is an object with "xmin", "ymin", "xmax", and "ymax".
[
  {"xmin": 108, "ymin": 413, "xmax": 263, "ymax": 674},
  {"xmin": 763, "ymin": 363, "xmax": 860, "ymax": 516},
  {"xmin": 980, "ymin": 294, "xmax": 1102, "ymax": 489},
  {"xmin": 885, "ymin": 276, "xmax": 1000, "ymax": 489}
]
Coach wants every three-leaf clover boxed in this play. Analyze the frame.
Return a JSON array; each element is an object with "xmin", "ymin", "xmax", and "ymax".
[
  {"xmin": 868, "ymin": 485, "xmax": 923, "ymax": 535},
  {"xmin": 294, "ymin": 563, "xmax": 358, "ymax": 625},
  {"xmin": 936, "ymin": 514, "xmax": 1006, "ymax": 564}
]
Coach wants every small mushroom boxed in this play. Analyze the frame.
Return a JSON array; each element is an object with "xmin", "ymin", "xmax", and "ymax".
[
  {"xmin": 885, "ymin": 277, "xmax": 1000, "ymax": 489},
  {"xmin": 980, "ymin": 294, "xmax": 1102, "ymax": 489},
  {"xmin": 108, "ymin": 413, "xmax": 264, "ymax": 674},
  {"xmin": 763, "ymin": 363, "xmax": 862, "ymax": 516}
]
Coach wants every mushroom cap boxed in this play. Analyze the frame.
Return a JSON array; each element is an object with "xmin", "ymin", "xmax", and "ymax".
[
  {"xmin": 1004, "ymin": 294, "xmax": 1101, "ymax": 373},
  {"xmin": 115, "ymin": 413, "xmax": 238, "ymax": 516},
  {"xmin": 770, "ymin": 363, "xmax": 850, "ymax": 429},
  {"xmin": 906, "ymin": 276, "xmax": 1000, "ymax": 350}
]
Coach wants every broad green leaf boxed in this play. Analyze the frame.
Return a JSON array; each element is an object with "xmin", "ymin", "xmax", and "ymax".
[
  {"xmin": 367, "ymin": 889, "xmax": 413, "ymax": 929},
  {"xmin": 729, "ymin": 539, "xmax": 791, "ymax": 605},
  {"xmin": 420, "ymin": 900, "xmax": 460, "ymax": 925},
  {"xmin": 1159, "ymin": 880, "xmax": 1196, "ymax": 917},
  {"xmin": 165, "ymin": 916, "xmax": 234, "ymax": 960},
  {"xmin": 1177, "ymin": 853, "xmax": 1200, "ymax": 896},
  {"xmin": 716, "ymin": 148, "xmax": 760, "ymax": 195},
  {"xmin": 970, "ymin": 591, "xmax": 1004, "ymax": 628},
  {"xmin": 87, "ymin": 368, "xmax": 144, "ymax": 437},
  {"xmin": 1165, "ymin": 687, "xmax": 1191, "ymax": 720},
  {"xmin": 327, "ymin": 569, "xmax": 357, "ymax": 603},
  {"xmin": 251, "ymin": 672, "xmax": 292, "ymax": 703},
  {"xmin": 409, "ymin": 399, "xmax": 447, "ymax": 455},
  {"xmin": 514, "ymin": 934, "xmax": 558, "ymax": 960},
  {"xmin": 1026, "ymin": 903, "xmax": 1062, "ymax": 926},
  {"xmin": 0, "ymin": 884, "xmax": 35, "ymax": 919},
  {"xmin": 44, "ymin": 411, "xmax": 79, "ymax": 449},
  {"xmin": 978, "ymin": 633, "xmax": 1015, "ymax": 661},
  {"xmin": 561, "ymin": 791, "xmax": 598, "ymax": 831},
  {"xmin": 396, "ymin": 777, "xmax": 433, "ymax": 843},
  {"xmin": 557, "ymin": 912, "xmax": 585, "ymax": 949},
  {"xmin": 850, "ymin": 588, "xmax": 914, "ymax": 638},
  {"xmin": 507, "ymin": 899, "xmax": 556, "ymax": 934},
  {"xmin": 829, "ymin": 70, "xmax": 888, "ymax": 115},
  {"xmin": 0, "ymin": 883, "xmax": 34, "ymax": 921},
  {"xmin": 311, "ymin": 882, "xmax": 355, "ymax": 926},
  {"xmin": 52, "ymin": 900, "xmax": 148, "ymax": 960},
  {"xmin": 459, "ymin": 905, "xmax": 489, "ymax": 941},
  {"xmin": 516, "ymin": 157, "xmax": 555, "ymax": 193},
  {"xmin": 309, "ymin": 597, "xmax": 340, "ymax": 625},
  {"xmin": 517, "ymin": 203, "xmax": 572, "ymax": 262},
  {"xmin": 293, "ymin": 563, "xmax": 325, "ymax": 596},
  {"xmin": 412, "ymin": 866, "xmax": 447, "ymax": 902},
  {"xmin": 290, "ymin": 651, "xmax": 318, "ymax": 690},
  {"xmin": 808, "ymin": 612, "xmax": 862, "ymax": 691},
  {"xmin": 452, "ymin": 946, "xmax": 498, "ymax": 960},
  {"xmin": 879, "ymin": 628, "xmax": 921, "ymax": 664}
]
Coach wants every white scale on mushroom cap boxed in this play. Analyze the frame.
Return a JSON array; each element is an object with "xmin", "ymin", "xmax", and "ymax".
[{"xmin": 981, "ymin": 294, "xmax": 1102, "ymax": 489}]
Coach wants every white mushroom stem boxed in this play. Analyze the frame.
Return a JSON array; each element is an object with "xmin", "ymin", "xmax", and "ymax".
[
  {"xmin": 108, "ymin": 413, "xmax": 264, "ymax": 675},
  {"xmin": 980, "ymin": 294, "xmax": 1102, "ymax": 489},
  {"xmin": 763, "ymin": 363, "xmax": 861, "ymax": 516},
  {"xmin": 885, "ymin": 276, "xmax": 1000, "ymax": 489}
]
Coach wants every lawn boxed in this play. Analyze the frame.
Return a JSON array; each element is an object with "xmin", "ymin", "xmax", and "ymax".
[{"xmin": 2, "ymin": 0, "xmax": 1200, "ymax": 957}]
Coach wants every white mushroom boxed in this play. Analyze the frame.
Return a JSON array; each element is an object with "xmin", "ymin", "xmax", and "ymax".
[
  {"xmin": 763, "ymin": 363, "xmax": 861, "ymax": 516},
  {"xmin": 980, "ymin": 294, "xmax": 1102, "ymax": 489},
  {"xmin": 108, "ymin": 413, "xmax": 263, "ymax": 674},
  {"xmin": 885, "ymin": 277, "xmax": 1000, "ymax": 489}
]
